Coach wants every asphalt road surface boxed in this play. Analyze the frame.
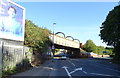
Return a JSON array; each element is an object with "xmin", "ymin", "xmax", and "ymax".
[{"xmin": 11, "ymin": 58, "xmax": 120, "ymax": 78}]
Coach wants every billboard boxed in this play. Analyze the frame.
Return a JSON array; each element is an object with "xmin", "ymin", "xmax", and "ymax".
[{"xmin": 0, "ymin": 0, "xmax": 25, "ymax": 41}]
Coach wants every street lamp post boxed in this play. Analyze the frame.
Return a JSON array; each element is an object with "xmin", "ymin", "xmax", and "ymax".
[
  {"xmin": 53, "ymin": 22, "xmax": 56, "ymax": 38},
  {"xmin": 52, "ymin": 23, "xmax": 56, "ymax": 55}
]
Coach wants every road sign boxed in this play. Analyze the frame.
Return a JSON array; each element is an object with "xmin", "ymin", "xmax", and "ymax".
[{"xmin": 103, "ymin": 51, "xmax": 107, "ymax": 53}]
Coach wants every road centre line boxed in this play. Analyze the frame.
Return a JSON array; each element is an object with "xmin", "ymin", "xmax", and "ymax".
[{"xmin": 68, "ymin": 60, "xmax": 76, "ymax": 67}]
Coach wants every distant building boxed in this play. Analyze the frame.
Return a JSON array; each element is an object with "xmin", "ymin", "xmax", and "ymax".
[{"xmin": 80, "ymin": 43, "xmax": 83, "ymax": 48}]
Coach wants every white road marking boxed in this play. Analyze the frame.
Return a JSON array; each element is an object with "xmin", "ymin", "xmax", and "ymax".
[
  {"xmin": 83, "ymin": 71, "xmax": 87, "ymax": 74},
  {"xmin": 70, "ymin": 70, "xmax": 76, "ymax": 74},
  {"xmin": 90, "ymin": 73, "xmax": 116, "ymax": 76},
  {"xmin": 62, "ymin": 66, "xmax": 72, "ymax": 78},
  {"xmin": 68, "ymin": 60, "xmax": 76, "ymax": 66},
  {"xmin": 70, "ymin": 68, "xmax": 82, "ymax": 74},
  {"xmin": 75, "ymin": 68, "xmax": 82, "ymax": 71}
]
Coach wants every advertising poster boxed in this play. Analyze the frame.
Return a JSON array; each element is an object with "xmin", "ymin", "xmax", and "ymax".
[{"xmin": 0, "ymin": 0, "xmax": 25, "ymax": 41}]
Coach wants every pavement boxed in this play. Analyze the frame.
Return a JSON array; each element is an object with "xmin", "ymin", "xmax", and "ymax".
[
  {"xmin": 11, "ymin": 60, "xmax": 55, "ymax": 76},
  {"xmin": 92, "ymin": 56, "xmax": 113, "ymax": 60}
]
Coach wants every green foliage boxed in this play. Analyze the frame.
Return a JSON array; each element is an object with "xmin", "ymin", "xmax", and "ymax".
[
  {"xmin": 105, "ymin": 47, "xmax": 114, "ymax": 55},
  {"xmin": 55, "ymin": 49, "xmax": 60, "ymax": 53},
  {"xmin": 83, "ymin": 40, "xmax": 114, "ymax": 55},
  {"xmin": 100, "ymin": 5, "xmax": 120, "ymax": 46},
  {"xmin": 24, "ymin": 20, "xmax": 51, "ymax": 53},
  {"xmin": 96, "ymin": 46, "xmax": 113, "ymax": 55},
  {"xmin": 83, "ymin": 40, "xmax": 97, "ymax": 53},
  {"xmin": 22, "ymin": 58, "xmax": 32, "ymax": 68},
  {"xmin": 2, "ymin": 66, "xmax": 16, "ymax": 76},
  {"xmin": 112, "ymin": 42, "xmax": 120, "ymax": 64},
  {"xmin": 99, "ymin": 5, "xmax": 120, "ymax": 63},
  {"xmin": 96, "ymin": 46, "xmax": 105, "ymax": 55}
]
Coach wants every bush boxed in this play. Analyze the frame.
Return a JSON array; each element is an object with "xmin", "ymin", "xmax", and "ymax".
[{"xmin": 2, "ymin": 66, "xmax": 16, "ymax": 76}]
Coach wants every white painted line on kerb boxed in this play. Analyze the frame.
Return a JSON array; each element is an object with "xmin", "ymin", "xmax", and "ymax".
[{"xmin": 68, "ymin": 61, "xmax": 76, "ymax": 67}]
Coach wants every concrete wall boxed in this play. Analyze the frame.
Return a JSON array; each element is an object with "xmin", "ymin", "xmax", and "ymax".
[
  {"xmin": 0, "ymin": 41, "xmax": 2, "ymax": 77},
  {"xmin": 0, "ymin": 38, "xmax": 25, "ymax": 71}
]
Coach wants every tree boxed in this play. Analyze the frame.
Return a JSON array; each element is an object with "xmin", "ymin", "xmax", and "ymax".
[
  {"xmin": 24, "ymin": 20, "xmax": 51, "ymax": 53},
  {"xmin": 83, "ymin": 40, "xmax": 97, "ymax": 53},
  {"xmin": 96, "ymin": 46, "xmax": 113, "ymax": 55},
  {"xmin": 99, "ymin": 5, "xmax": 120, "ymax": 63},
  {"xmin": 97, "ymin": 46, "xmax": 105, "ymax": 55}
]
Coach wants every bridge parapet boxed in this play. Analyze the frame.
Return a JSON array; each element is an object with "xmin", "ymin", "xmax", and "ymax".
[{"xmin": 49, "ymin": 34, "xmax": 80, "ymax": 48}]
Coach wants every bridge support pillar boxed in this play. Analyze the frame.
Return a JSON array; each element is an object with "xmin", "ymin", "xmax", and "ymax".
[{"xmin": 67, "ymin": 48, "xmax": 81, "ymax": 58}]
